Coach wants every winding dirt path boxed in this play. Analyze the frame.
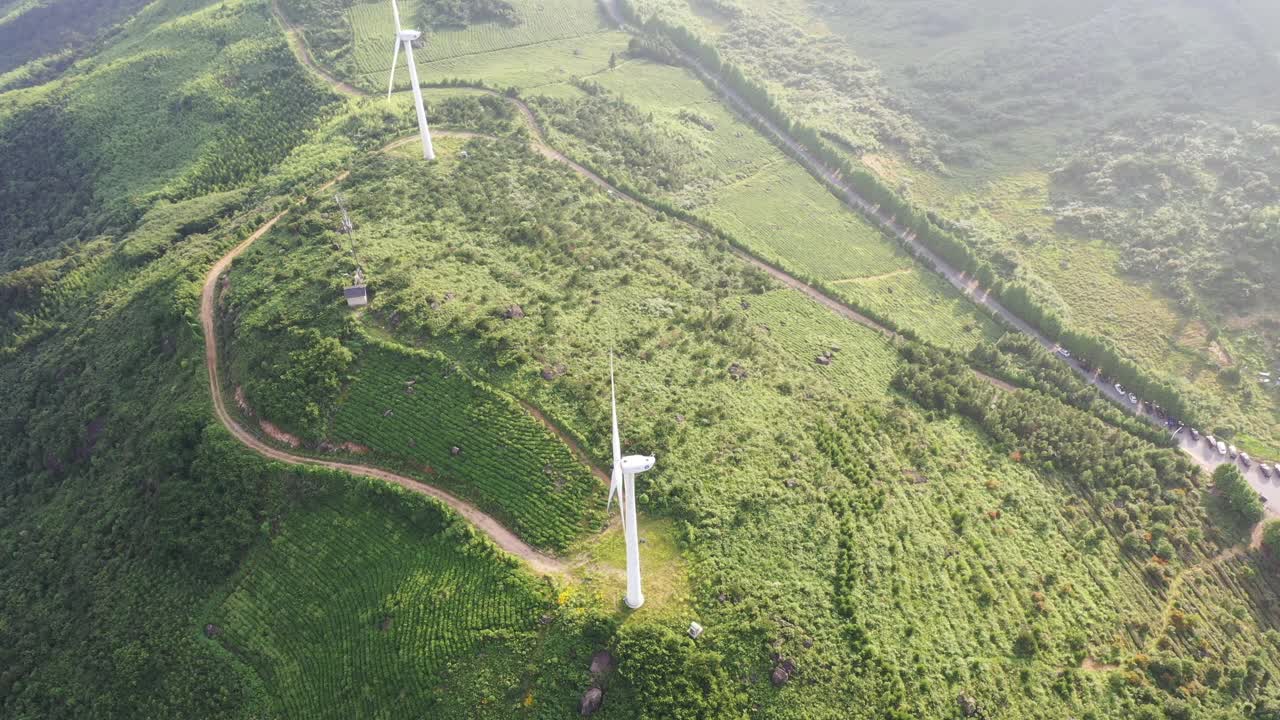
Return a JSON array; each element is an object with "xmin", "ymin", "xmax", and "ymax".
[{"xmin": 201, "ymin": 152, "xmax": 567, "ymax": 575}]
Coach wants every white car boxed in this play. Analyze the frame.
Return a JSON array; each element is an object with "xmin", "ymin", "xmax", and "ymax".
[
  {"xmin": 1114, "ymin": 383, "xmax": 1125, "ymax": 394},
  {"xmin": 1217, "ymin": 441, "xmax": 1228, "ymax": 455},
  {"xmin": 1229, "ymin": 445, "xmax": 1239, "ymax": 459},
  {"xmin": 1128, "ymin": 393, "xmax": 1138, "ymax": 405}
]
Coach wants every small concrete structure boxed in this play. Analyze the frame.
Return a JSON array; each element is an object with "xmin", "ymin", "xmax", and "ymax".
[
  {"xmin": 688, "ymin": 621, "xmax": 704, "ymax": 640},
  {"xmin": 344, "ymin": 268, "xmax": 368, "ymax": 308}
]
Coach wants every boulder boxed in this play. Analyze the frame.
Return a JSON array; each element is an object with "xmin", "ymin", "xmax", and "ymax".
[
  {"xmin": 957, "ymin": 694, "xmax": 979, "ymax": 717},
  {"xmin": 815, "ymin": 355, "xmax": 831, "ymax": 366},
  {"xmin": 770, "ymin": 659, "xmax": 795, "ymax": 687},
  {"xmin": 589, "ymin": 650, "xmax": 615, "ymax": 675},
  {"xmin": 450, "ymin": 446, "xmax": 462, "ymax": 457},
  {"xmin": 504, "ymin": 304, "xmax": 525, "ymax": 320},
  {"xmin": 579, "ymin": 688, "xmax": 603, "ymax": 716},
  {"xmin": 728, "ymin": 363, "xmax": 748, "ymax": 381}
]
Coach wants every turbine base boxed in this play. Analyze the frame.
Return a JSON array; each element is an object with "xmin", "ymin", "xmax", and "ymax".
[{"xmin": 624, "ymin": 595, "xmax": 645, "ymax": 610}]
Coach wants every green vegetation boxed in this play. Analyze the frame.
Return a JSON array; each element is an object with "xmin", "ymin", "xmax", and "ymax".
[
  {"xmin": 626, "ymin": 0, "xmax": 1280, "ymax": 451},
  {"xmin": 350, "ymin": 0, "xmax": 615, "ymax": 87},
  {"xmin": 529, "ymin": 60, "xmax": 999, "ymax": 349},
  {"xmin": 0, "ymin": 0, "xmax": 151, "ymax": 79},
  {"xmin": 0, "ymin": 0, "xmax": 340, "ymax": 273},
  {"xmin": 1212, "ymin": 464, "xmax": 1265, "ymax": 527},
  {"xmin": 8, "ymin": 0, "xmax": 1280, "ymax": 718},
  {"xmin": 212, "ymin": 483, "xmax": 550, "ymax": 718},
  {"xmin": 330, "ymin": 340, "xmax": 603, "ymax": 550}
]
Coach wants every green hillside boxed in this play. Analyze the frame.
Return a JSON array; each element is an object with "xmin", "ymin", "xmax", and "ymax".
[{"xmin": 5, "ymin": 0, "xmax": 1280, "ymax": 718}]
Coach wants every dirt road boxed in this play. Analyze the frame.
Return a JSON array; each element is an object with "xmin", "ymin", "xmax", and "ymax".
[{"xmin": 199, "ymin": 161, "xmax": 569, "ymax": 574}]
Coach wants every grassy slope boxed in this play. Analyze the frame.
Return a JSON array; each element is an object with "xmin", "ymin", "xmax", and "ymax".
[
  {"xmin": 218, "ymin": 112, "xmax": 1280, "ymax": 715},
  {"xmin": 350, "ymin": 0, "xmax": 628, "ymax": 90},
  {"xmin": 685, "ymin": 0, "xmax": 1280, "ymax": 454},
  {"xmin": 0, "ymin": 0, "xmax": 341, "ymax": 273},
  {"xmin": 536, "ymin": 58, "xmax": 1002, "ymax": 350}
]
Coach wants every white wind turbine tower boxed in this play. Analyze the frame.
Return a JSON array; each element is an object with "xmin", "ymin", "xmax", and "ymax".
[
  {"xmin": 385, "ymin": 0, "xmax": 436, "ymax": 161},
  {"xmin": 607, "ymin": 353, "xmax": 655, "ymax": 609}
]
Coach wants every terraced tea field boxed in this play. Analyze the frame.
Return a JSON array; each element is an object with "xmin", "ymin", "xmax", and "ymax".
[
  {"xmin": 212, "ymin": 490, "xmax": 547, "ymax": 719},
  {"xmin": 330, "ymin": 338, "xmax": 603, "ymax": 551}
]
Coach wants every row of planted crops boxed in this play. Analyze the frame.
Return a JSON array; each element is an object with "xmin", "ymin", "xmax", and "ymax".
[
  {"xmin": 213, "ymin": 490, "xmax": 547, "ymax": 719},
  {"xmin": 330, "ymin": 338, "xmax": 603, "ymax": 551}
]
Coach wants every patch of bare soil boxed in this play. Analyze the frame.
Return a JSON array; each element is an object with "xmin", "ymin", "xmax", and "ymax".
[
  {"xmin": 860, "ymin": 153, "xmax": 900, "ymax": 182},
  {"xmin": 1081, "ymin": 657, "xmax": 1120, "ymax": 672},
  {"xmin": 259, "ymin": 420, "xmax": 301, "ymax": 448},
  {"xmin": 1208, "ymin": 341, "xmax": 1234, "ymax": 368},
  {"xmin": 341, "ymin": 441, "xmax": 370, "ymax": 455},
  {"xmin": 235, "ymin": 386, "xmax": 253, "ymax": 416}
]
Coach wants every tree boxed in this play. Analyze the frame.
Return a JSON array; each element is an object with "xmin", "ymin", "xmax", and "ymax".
[
  {"xmin": 1261, "ymin": 521, "xmax": 1280, "ymax": 562},
  {"xmin": 1213, "ymin": 464, "xmax": 1264, "ymax": 525}
]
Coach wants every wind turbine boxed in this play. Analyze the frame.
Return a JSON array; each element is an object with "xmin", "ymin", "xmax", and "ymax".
[
  {"xmin": 607, "ymin": 353, "xmax": 655, "ymax": 609},
  {"xmin": 385, "ymin": 0, "xmax": 435, "ymax": 161}
]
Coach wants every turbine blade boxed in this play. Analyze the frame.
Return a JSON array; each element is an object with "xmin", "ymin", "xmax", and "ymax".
[
  {"xmin": 607, "ymin": 351, "xmax": 624, "ymax": 516},
  {"xmin": 387, "ymin": 39, "xmax": 400, "ymax": 99},
  {"xmin": 390, "ymin": 0, "xmax": 402, "ymax": 33},
  {"xmin": 610, "ymin": 352, "xmax": 622, "ymax": 468},
  {"xmin": 607, "ymin": 465, "xmax": 621, "ymax": 515}
]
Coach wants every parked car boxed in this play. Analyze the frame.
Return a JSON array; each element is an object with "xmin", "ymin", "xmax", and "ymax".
[
  {"xmin": 1190, "ymin": 428, "xmax": 1200, "ymax": 442},
  {"xmin": 1262, "ymin": 464, "xmax": 1273, "ymax": 480},
  {"xmin": 1241, "ymin": 453, "xmax": 1252, "ymax": 468},
  {"xmin": 1207, "ymin": 434, "xmax": 1217, "ymax": 448},
  {"xmin": 1229, "ymin": 445, "xmax": 1239, "ymax": 459},
  {"xmin": 1114, "ymin": 383, "xmax": 1125, "ymax": 395},
  {"xmin": 1218, "ymin": 441, "xmax": 1228, "ymax": 455},
  {"xmin": 1128, "ymin": 393, "xmax": 1138, "ymax": 405}
]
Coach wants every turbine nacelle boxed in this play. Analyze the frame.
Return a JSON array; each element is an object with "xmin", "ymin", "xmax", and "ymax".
[
  {"xmin": 620, "ymin": 455, "xmax": 655, "ymax": 474},
  {"xmin": 397, "ymin": 29, "xmax": 421, "ymax": 42}
]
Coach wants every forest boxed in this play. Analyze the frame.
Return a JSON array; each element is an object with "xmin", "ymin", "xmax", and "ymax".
[{"xmin": 4, "ymin": 0, "xmax": 1280, "ymax": 717}]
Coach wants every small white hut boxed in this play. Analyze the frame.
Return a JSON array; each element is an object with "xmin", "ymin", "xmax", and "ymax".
[{"xmin": 344, "ymin": 268, "xmax": 368, "ymax": 308}]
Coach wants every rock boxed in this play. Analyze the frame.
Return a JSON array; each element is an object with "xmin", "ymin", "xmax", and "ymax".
[
  {"xmin": 450, "ymin": 446, "xmax": 462, "ymax": 457},
  {"xmin": 815, "ymin": 355, "xmax": 831, "ymax": 366},
  {"xmin": 504, "ymin": 304, "xmax": 525, "ymax": 320},
  {"xmin": 688, "ymin": 622, "xmax": 704, "ymax": 639},
  {"xmin": 957, "ymin": 694, "xmax": 979, "ymax": 717},
  {"xmin": 783, "ymin": 478, "xmax": 798, "ymax": 488},
  {"xmin": 589, "ymin": 650, "xmax": 615, "ymax": 675},
  {"xmin": 675, "ymin": 414, "xmax": 685, "ymax": 424},
  {"xmin": 579, "ymin": 688, "xmax": 603, "ymax": 716},
  {"xmin": 383, "ymin": 409, "xmax": 393, "ymax": 417},
  {"xmin": 740, "ymin": 299, "xmax": 751, "ymax": 310},
  {"xmin": 770, "ymin": 665, "xmax": 791, "ymax": 687},
  {"xmin": 728, "ymin": 363, "xmax": 748, "ymax": 381}
]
